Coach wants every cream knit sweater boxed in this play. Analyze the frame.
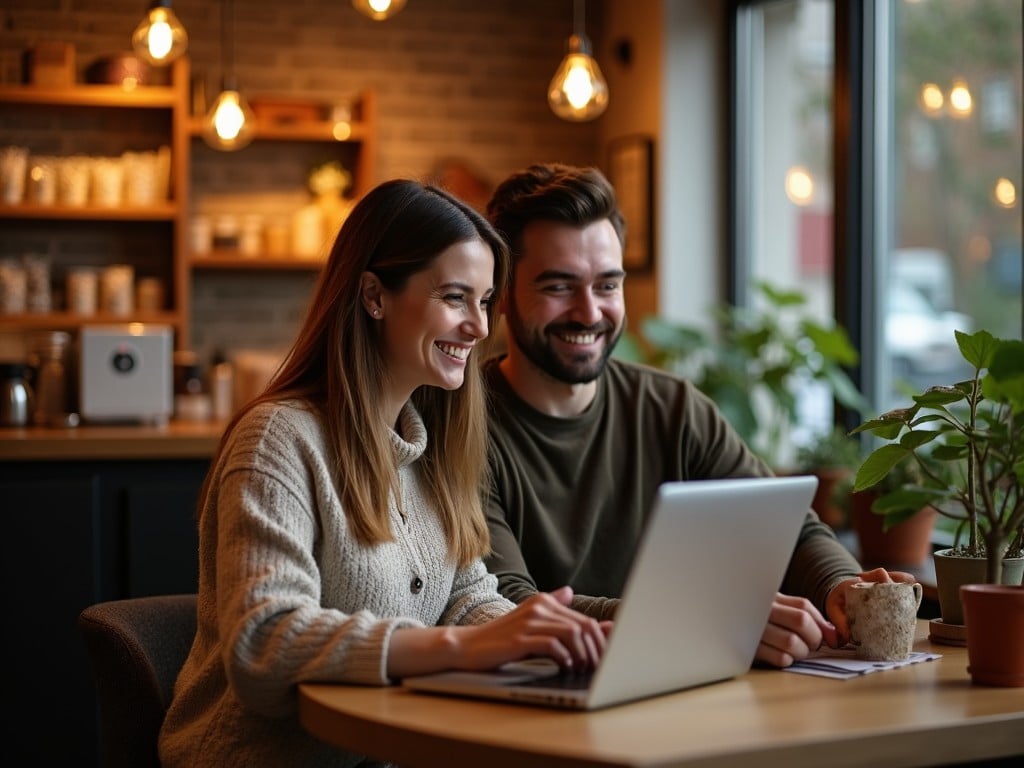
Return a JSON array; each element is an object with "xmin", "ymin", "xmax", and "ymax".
[{"xmin": 159, "ymin": 400, "xmax": 513, "ymax": 767}]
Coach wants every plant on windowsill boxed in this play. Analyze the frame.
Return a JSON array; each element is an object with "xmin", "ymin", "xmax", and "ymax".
[
  {"xmin": 842, "ymin": 453, "xmax": 940, "ymax": 568},
  {"xmin": 617, "ymin": 280, "xmax": 871, "ymax": 471},
  {"xmin": 850, "ymin": 329, "xmax": 1024, "ymax": 684},
  {"xmin": 793, "ymin": 425, "xmax": 863, "ymax": 530}
]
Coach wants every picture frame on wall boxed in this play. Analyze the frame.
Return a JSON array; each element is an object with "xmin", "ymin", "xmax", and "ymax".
[{"xmin": 607, "ymin": 134, "xmax": 655, "ymax": 274}]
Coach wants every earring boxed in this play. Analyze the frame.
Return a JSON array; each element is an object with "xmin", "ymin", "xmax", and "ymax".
[{"xmin": 372, "ymin": 309, "xmax": 381, "ymax": 318}]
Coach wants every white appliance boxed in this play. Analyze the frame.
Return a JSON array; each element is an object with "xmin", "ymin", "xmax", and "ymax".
[{"xmin": 80, "ymin": 324, "xmax": 173, "ymax": 424}]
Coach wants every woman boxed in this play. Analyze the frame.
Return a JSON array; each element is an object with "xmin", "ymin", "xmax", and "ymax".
[{"xmin": 159, "ymin": 180, "xmax": 609, "ymax": 767}]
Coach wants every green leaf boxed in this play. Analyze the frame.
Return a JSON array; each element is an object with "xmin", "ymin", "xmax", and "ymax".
[
  {"xmin": 854, "ymin": 444, "xmax": 909, "ymax": 490},
  {"xmin": 822, "ymin": 366, "xmax": 872, "ymax": 415},
  {"xmin": 641, "ymin": 317, "xmax": 706, "ymax": 354},
  {"xmin": 931, "ymin": 443, "xmax": 968, "ymax": 461},
  {"xmin": 872, "ymin": 487, "xmax": 946, "ymax": 515},
  {"xmin": 956, "ymin": 329, "xmax": 998, "ymax": 369},
  {"xmin": 758, "ymin": 280, "xmax": 805, "ymax": 308},
  {"xmin": 914, "ymin": 386, "xmax": 967, "ymax": 407},
  {"xmin": 900, "ymin": 430, "xmax": 937, "ymax": 449},
  {"xmin": 849, "ymin": 418, "xmax": 905, "ymax": 440},
  {"xmin": 985, "ymin": 340, "xmax": 1024, "ymax": 410},
  {"xmin": 802, "ymin": 322, "xmax": 860, "ymax": 366}
]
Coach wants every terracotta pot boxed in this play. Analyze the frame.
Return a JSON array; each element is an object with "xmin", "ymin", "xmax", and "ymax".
[
  {"xmin": 850, "ymin": 491, "xmax": 936, "ymax": 566},
  {"xmin": 809, "ymin": 467, "xmax": 850, "ymax": 530},
  {"xmin": 933, "ymin": 549, "xmax": 1024, "ymax": 626},
  {"xmin": 960, "ymin": 584, "xmax": 1024, "ymax": 687}
]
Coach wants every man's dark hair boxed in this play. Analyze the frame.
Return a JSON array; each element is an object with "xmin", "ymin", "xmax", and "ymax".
[{"xmin": 485, "ymin": 163, "xmax": 626, "ymax": 261}]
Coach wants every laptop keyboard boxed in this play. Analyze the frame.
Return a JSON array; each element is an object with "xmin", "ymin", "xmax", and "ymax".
[{"xmin": 516, "ymin": 671, "xmax": 594, "ymax": 690}]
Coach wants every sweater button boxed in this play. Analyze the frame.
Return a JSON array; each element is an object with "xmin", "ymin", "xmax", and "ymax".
[{"xmin": 410, "ymin": 576, "xmax": 423, "ymax": 594}]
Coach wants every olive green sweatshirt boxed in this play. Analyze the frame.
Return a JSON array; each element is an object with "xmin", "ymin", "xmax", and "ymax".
[{"xmin": 483, "ymin": 357, "xmax": 862, "ymax": 621}]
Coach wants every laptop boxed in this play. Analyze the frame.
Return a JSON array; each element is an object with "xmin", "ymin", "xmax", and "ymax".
[{"xmin": 402, "ymin": 474, "xmax": 818, "ymax": 710}]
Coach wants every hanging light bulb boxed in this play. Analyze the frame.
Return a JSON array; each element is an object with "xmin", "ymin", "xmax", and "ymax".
[
  {"xmin": 202, "ymin": 78, "xmax": 256, "ymax": 151},
  {"xmin": 548, "ymin": 0, "xmax": 608, "ymax": 122},
  {"xmin": 202, "ymin": 0, "xmax": 254, "ymax": 151},
  {"xmin": 131, "ymin": 1, "xmax": 188, "ymax": 66},
  {"xmin": 352, "ymin": 0, "xmax": 407, "ymax": 21}
]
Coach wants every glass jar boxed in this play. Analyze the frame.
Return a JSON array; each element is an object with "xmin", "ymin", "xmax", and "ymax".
[{"xmin": 27, "ymin": 330, "xmax": 73, "ymax": 427}]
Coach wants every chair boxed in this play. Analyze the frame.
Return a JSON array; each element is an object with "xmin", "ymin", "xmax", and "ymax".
[{"xmin": 78, "ymin": 594, "xmax": 198, "ymax": 768}]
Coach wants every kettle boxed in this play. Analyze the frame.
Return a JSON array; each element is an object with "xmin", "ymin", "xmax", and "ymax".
[{"xmin": 0, "ymin": 361, "xmax": 33, "ymax": 427}]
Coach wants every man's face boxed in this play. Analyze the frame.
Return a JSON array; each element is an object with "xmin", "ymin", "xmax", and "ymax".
[{"xmin": 504, "ymin": 219, "xmax": 626, "ymax": 384}]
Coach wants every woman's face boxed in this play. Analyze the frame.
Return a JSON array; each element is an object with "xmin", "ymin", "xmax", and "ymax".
[{"xmin": 378, "ymin": 237, "xmax": 495, "ymax": 403}]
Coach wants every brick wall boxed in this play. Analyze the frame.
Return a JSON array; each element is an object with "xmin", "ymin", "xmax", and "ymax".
[{"xmin": 0, "ymin": 0, "xmax": 605, "ymax": 364}]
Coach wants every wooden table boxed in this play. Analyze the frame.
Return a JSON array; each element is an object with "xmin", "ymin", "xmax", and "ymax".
[{"xmin": 299, "ymin": 621, "xmax": 1024, "ymax": 768}]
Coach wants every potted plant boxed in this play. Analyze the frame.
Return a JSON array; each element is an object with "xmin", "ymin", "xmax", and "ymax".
[
  {"xmin": 846, "ymin": 455, "xmax": 938, "ymax": 567},
  {"xmin": 851, "ymin": 329, "xmax": 1024, "ymax": 685},
  {"xmin": 623, "ymin": 281, "xmax": 870, "ymax": 470},
  {"xmin": 794, "ymin": 426, "xmax": 863, "ymax": 530}
]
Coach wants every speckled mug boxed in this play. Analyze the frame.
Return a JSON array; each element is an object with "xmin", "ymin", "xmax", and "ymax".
[{"xmin": 847, "ymin": 581, "xmax": 923, "ymax": 661}]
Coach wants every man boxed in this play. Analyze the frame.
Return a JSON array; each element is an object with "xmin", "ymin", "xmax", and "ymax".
[{"xmin": 482, "ymin": 162, "xmax": 912, "ymax": 667}]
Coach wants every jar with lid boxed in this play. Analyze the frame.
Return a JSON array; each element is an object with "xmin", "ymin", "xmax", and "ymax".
[
  {"xmin": 0, "ymin": 258, "xmax": 27, "ymax": 314},
  {"xmin": 213, "ymin": 215, "xmax": 240, "ymax": 251},
  {"xmin": 23, "ymin": 253, "xmax": 52, "ymax": 313},
  {"xmin": 174, "ymin": 350, "xmax": 211, "ymax": 421},
  {"xmin": 27, "ymin": 330, "xmax": 76, "ymax": 427}
]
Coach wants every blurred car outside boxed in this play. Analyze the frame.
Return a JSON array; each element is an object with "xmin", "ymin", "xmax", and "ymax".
[{"xmin": 885, "ymin": 281, "xmax": 972, "ymax": 378}]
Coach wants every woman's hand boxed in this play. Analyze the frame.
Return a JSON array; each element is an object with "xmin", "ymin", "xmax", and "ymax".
[
  {"xmin": 453, "ymin": 586, "xmax": 611, "ymax": 671},
  {"xmin": 387, "ymin": 586, "xmax": 612, "ymax": 679},
  {"xmin": 826, "ymin": 567, "xmax": 917, "ymax": 646}
]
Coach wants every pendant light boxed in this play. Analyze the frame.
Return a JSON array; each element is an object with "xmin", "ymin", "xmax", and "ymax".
[
  {"xmin": 548, "ymin": 0, "xmax": 608, "ymax": 122},
  {"xmin": 202, "ymin": 0, "xmax": 255, "ymax": 151},
  {"xmin": 131, "ymin": 1, "xmax": 188, "ymax": 66},
  {"xmin": 352, "ymin": 0, "xmax": 407, "ymax": 21}
]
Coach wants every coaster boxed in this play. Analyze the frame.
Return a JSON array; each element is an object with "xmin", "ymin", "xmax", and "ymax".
[{"xmin": 929, "ymin": 618, "xmax": 968, "ymax": 647}]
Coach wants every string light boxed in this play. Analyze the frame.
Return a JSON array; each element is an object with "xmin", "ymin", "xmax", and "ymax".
[
  {"xmin": 352, "ymin": 0, "xmax": 406, "ymax": 21},
  {"xmin": 131, "ymin": 1, "xmax": 188, "ymax": 66},
  {"xmin": 201, "ymin": 0, "xmax": 255, "ymax": 151},
  {"xmin": 548, "ymin": 0, "xmax": 608, "ymax": 122}
]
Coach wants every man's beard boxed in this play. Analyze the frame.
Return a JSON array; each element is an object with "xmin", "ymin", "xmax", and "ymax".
[{"xmin": 505, "ymin": 302, "xmax": 623, "ymax": 385}]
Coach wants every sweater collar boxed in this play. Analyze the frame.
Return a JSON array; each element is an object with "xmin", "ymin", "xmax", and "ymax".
[{"xmin": 390, "ymin": 402, "xmax": 427, "ymax": 467}]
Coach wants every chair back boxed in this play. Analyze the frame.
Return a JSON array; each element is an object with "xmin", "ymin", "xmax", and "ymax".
[{"xmin": 78, "ymin": 594, "xmax": 197, "ymax": 768}]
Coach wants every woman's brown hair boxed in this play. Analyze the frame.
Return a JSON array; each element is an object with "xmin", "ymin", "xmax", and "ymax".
[{"xmin": 204, "ymin": 179, "xmax": 510, "ymax": 567}]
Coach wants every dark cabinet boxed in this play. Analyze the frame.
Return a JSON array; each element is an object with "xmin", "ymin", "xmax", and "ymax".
[{"xmin": 0, "ymin": 459, "xmax": 207, "ymax": 767}]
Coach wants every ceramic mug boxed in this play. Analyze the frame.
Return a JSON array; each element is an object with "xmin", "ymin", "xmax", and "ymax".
[{"xmin": 847, "ymin": 581, "xmax": 923, "ymax": 661}]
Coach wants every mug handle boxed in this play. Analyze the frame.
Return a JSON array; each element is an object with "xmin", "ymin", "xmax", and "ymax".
[{"xmin": 912, "ymin": 582, "xmax": 923, "ymax": 610}]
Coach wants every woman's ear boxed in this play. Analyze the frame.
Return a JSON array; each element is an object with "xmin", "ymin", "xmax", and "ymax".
[{"xmin": 360, "ymin": 271, "xmax": 384, "ymax": 319}]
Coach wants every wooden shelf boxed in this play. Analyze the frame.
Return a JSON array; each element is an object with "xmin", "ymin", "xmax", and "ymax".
[
  {"xmin": 190, "ymin": 253, "xmax": 324, "ymax": 270},
  {"xmin": 0, "ymin": 311, "xmax": 181, "ymax": 332},
  {"xmin": 187, "ymin": 118, "xmax": 371, "ymax": 143},
  {"xmin": 0, "ymin": 57, "xmax": 192, "ymax": 348},
  {"xmin": 0, "ymin": 202, "xmax": 178, "ymax": 221},
  {"xmin": 0, "ymin": 63, "xmax": 375, "ymax": 350},
  {"xmin": 0, "ymin": 82, "xmax": 178, "ymax": 108}
]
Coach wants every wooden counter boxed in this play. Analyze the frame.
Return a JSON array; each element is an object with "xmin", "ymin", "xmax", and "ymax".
[
  {"xmin": 0, "ymin": 420, "xmax": 226, "ymax": 461},
  {"xmin": 2, "ymin": 423, "xmax": 216, "ymax": 765}
]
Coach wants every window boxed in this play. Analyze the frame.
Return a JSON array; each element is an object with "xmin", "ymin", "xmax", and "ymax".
[
  {"xmin": 731, "ymin": 0, "xmax": 1022, "ymax": 458},
  {"xmin": 732, "ymin": 0, "xmax": 837, "ymax": 464},
  {"xmin": 874, "ymin": 0, "xmax": 1022, "ymax": 411}
]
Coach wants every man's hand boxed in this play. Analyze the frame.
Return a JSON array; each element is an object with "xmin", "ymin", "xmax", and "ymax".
[
  {"xmin": 755, "ymin": 593, "xmax": 838, "ymax": 668},
  {"xmin": 826, "ymin": 567, "xmax": 917, "ymax": 645},
  {"xmin": 755, "ymin": 568, "xmax": 919, "ymax": 667}
]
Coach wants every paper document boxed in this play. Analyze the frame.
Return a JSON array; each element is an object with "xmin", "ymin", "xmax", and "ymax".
[{"xmin": 784, "ymin": 649, "xmax": 942, "ymax": 680}]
